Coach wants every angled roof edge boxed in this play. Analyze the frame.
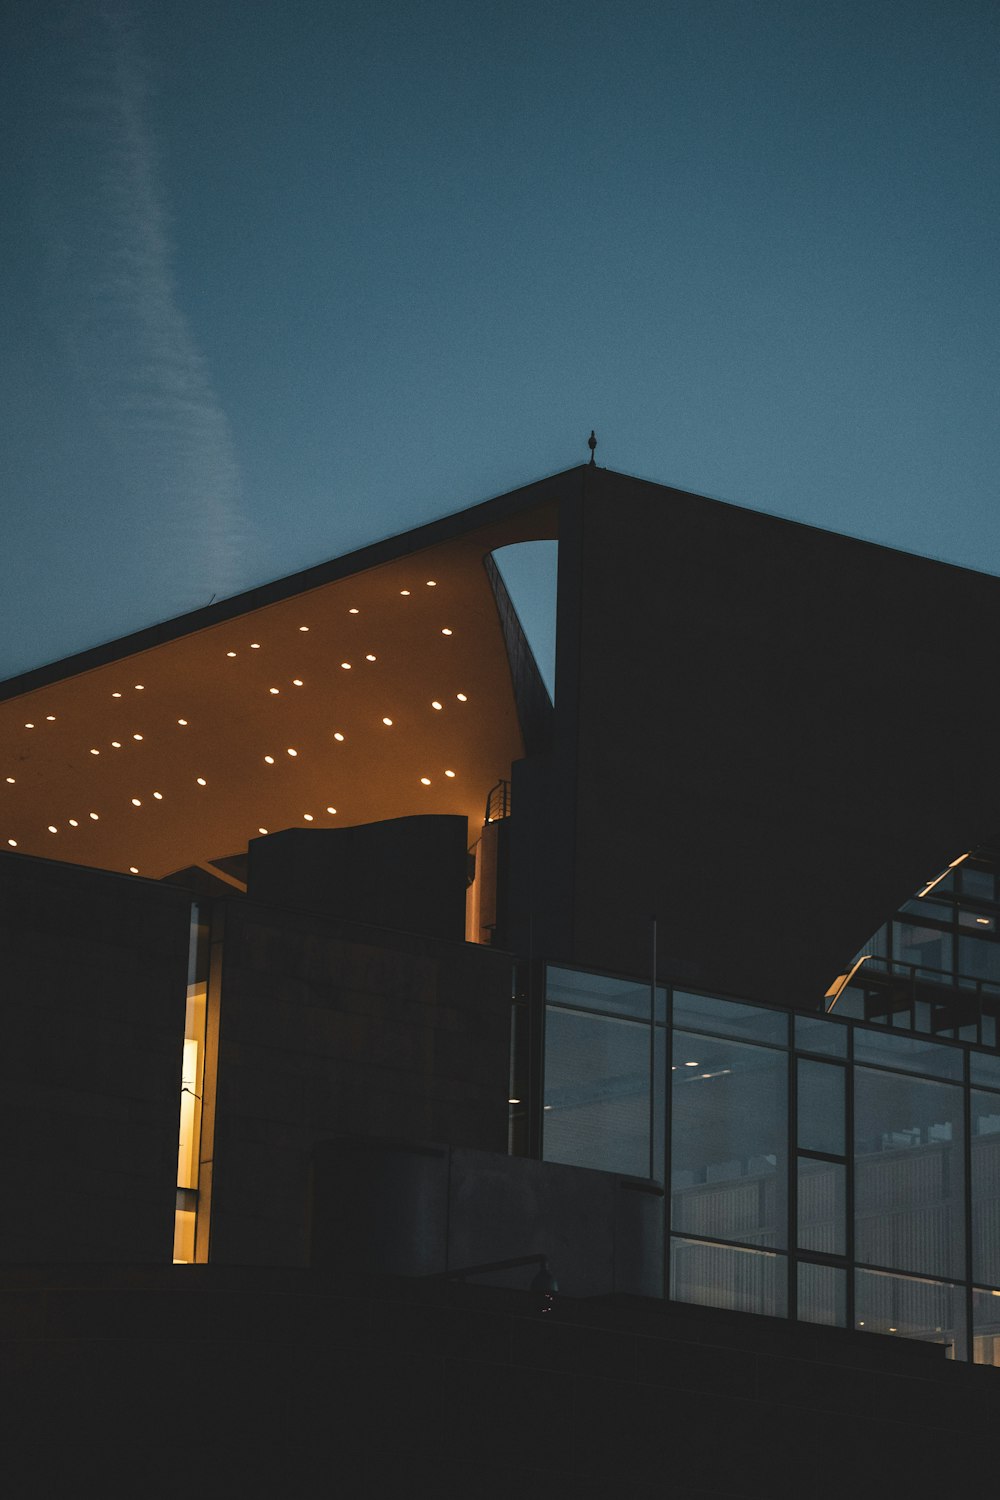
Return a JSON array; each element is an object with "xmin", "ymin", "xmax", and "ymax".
[{"xmin": 1, "ymin": 465, "xmax": 581, "ymax": 702}]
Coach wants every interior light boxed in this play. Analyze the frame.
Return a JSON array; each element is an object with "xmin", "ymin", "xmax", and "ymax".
[
  {"xmin": 292, "ymin": 679, "xmax": 303, "ymax": 687},
  {"xmin": 889, "ymin": 1327, "xmax": 897, "ymax": 1333},
  {"xmin": 426, "ymin": 580, "xmax": 437, "ymax": 587},
  {"xmin": 431, "ymin": 701, "xmax": 442, "ymax": 711},
  {"xmin": 89, "ymin": 812, "xmax": 99, "ymax": 820},
  {"xmin": 47, "ymin": 825, "xmax": 57, "ymax": 833},
  {"xmin": 6, "ymin": 839, "xmax": 16, "ymax": 847},
  {"xmin": 133, "ymin": 733, "xmax": 143, "ymax": 741},
  {"xmin": 333, "ymin": 733, "xmax": 344, "ymax": 742},
  {"xmin": 400, "ymin": 590, "xmax": 410, "ymax": 596},
  {"xmin": 303, "ymin": 813, "xmax": 314, "ymax": 821},
  {"xmin": 45, "ymin": 715, "xmax": 55, "ymax": 721},
  {"xmin": 152, "ymin": 792, "xmax": 163, "ymax": 801},
  {"xmin": 341, "ymin": 662, "xmax": 351, "ymax": 670},
  {"xmin": 299, "ymin": 625, "xmax": 309, "ymax": 632},
  {"xmin": 90, "ymin": 749, "xmax": 100, "ymax": 756},
  {"xmin": 177, "ymin": 719, "xmax": 188, "ymax": 726},
  {"xmin": 977, "ymin": 917, "xmax": 991, "ymax": 925},
  {"xmin": 111, "ymin": 741, "xmax": 121, "ymax": 749},
  {"xmin": 382, "ymin": 717, "xmax": 393, "ymax": 726},
  {"xmin": 441, "ymin": 628, "xmax": 453, "ymax": 636},
  {"xmin": 365, "ymin": 654, "xmax": 376, "ymax": 662},
  {"xmin": 287, "ymin": 748, "xmax": 297, "ymax": 756},
  {"xmin": 264, "ymin": 755, "xmax": 275, "ymax": 764},
  {"xmin": 69, "ymin": 819, "xmax": 78, "ymax": 827},
  {"xmin": 685, "ymin": 1061, "xmax": 698, "ymax": 1067},
  {"xmin": 129, "ymin": 866, "xmax": 139, "ymax": 874},
  {"xmin": 269, "ymin": 687, "xmax": 280, "ymax": 695},
  {"xmin": 131, "ymin": 798, "xmax": 141, "ymax": 807},
  {"xmin": 258, "ymin": 827, "xmax": 268, "ymax": 835},
  {"xmin": 326, "ymin": 806, "xmax": 337, "ymax": 814},
  {"xmin": 456, "ymin": 693, "xmax": 467, "ymax": 702},
  {"xmin": 112, "ymin": 692, "xmax": 122, "ymax": 698},
  {"xmin": 420, "ymin": 777, "xmax": 431, "ymax": 785},
  {"xmin": 250, "ymin": 643, "xmax": 260, "ymax": 649},
  {"xmin": 134, "ymin": 684, "xmax": 144, "ymax": 690},
  {"xmin": 5, "ymin": 777, "xmax": 14, "ymax": 784},
  {"xmin": 24, "ymin": 723, "xmax": 34, "ymax": 729},
  {"xmin": 196, "ymin": 777, "xmax": 207, "ymax": 786},
  {"xmin": 349, "ymin": 607, "xmax": 359, "ymax": 614},
  {"xmin": 508, "ymin": 1097, "xmax": 520, "ymax": 1105},
  {"xmin": 445, "ymin": 769, "xmax": 456, "ymax": 778},
  {"xmin": 227, "ymin": 651, "xmax": 237, "ymax": 657}
]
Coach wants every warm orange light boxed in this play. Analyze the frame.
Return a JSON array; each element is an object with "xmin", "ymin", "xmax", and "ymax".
[
  {"xmin": 382, "ymin": 717, "xmax": 393, "ymax": 726},
  {"xmin": 333, "ymin": 732, "xmax": 344, "ymax": 742},
  {"xmin": 133, "ymin": 733, "xmax": 143, "ymax": 741},
  {"xmin": 326, "ymin": 806, "xmax": 337, "ymax": 814},
  {"xmin": 292, "ymin": 679, "xmax": 303, "ymax": 686},
  {"xmin": 420, "ymin": 777, "xmax": 431, "ymax": 785},
  {"xmin": 227, "ymin": 651, "xmax": 237, "ymax": 657},
  {"xmin": 47, "ymin": 825, "xmax": 57, "ymax": 833},
  {"xmin": 349, "ymin": 607, "xmax": 359, "ymax": 614},
  {"xmin": 90, "ymin": 749, "xmax": 100, "ymax": 756},
  {"xmin": 264, "ymin": 755, "xmax": 275, "ymax": 764},
  {"xmin": 131, "ymin": 798, "xmax": 142, "ymax": 807},
  {"xmin": 445, "ymin": 770, "xmax": 456, "ymax": 778},
  {"xmin": 431, "ymin": 701, "xmax": 442, "ymax": 710},
  {"xmin": 299, "ymin": 625, "xmax": 309, "ymax": 632},
  {"xmin": 400, "ymin": 590, "xmax": 410, "ymax": 596},
  {"xmin": 250, "ymin": 643, "xmax": 260, "ymax": 649},
  {"xmin": 303, "ymin": 813, "xmax": 314, "ymax": 821},
  {"xmin": 196, "ymin": 777, "xmax": 207, "ymax": 786},
  {"xmin": 426, "ymin": 580, "xmax": 437, "ymax": 587},
  {"xmin": 341, "ymin": 662, "xmax": 351, "ymax": 670},
  {"xmin": 441, "ymin": 628, "xmax": 452, "ymax": 636},
  {"xmin": 45, "ymin": 715, "xmax": 55, "ymax": 721},
  {"xmin": 287, "ymin": 748, "xmax": 297, "ymax": 757},
  {"xmin": 177, "ymin": 719, "xmax": 188, "ymax": 726},
  {"xmin": 5, "ymin": 777, "xmax": 13, "ymax": 784},
  {"xmin": 24, "ymin": 723, "xmax": 34, "ymax": 729},
  {"xmin": 456, "ymin": 693, "xmax": 467, "ymax": 701},
  {"xmin": 68, "ymin": 819, "xmax": 78, "ymax": 826},
  {"xmin": 89, "ymin": 812, "xmax": 99, "ymax": 821},
  {"xmin": 269, "ymin": 687, "xmax": 280, "ymax": 695},
  {"xmin": 365, "ymin": 654, "xmax": 376, "ymax": 662},
  {"xmin": 153, "ymin": 792, "xmax": 163, "ymax": 800},
  {"xmin": 112, "ymin": 692, "xmax": 122, "ymax": 698},
  {"xmin": 258, "ymin": 827, "xmax": 268, "ymax": 834},
  {"xmin": 129, "ymin": 866, "xmax": 139, "ymax": 874},
  {"xmin": 6, "ymin": 839, "xmax": 16, "ymax": 847},
  {"xmin": 111, "ymin": 741, "xmax": 122, "ymax": 749},
  {"xmin": 134, "ymin": 684, "xmax": 144, "ymax": 690}
]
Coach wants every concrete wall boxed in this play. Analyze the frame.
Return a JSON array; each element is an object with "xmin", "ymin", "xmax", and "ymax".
[
  {"xmin": 0, "ymin": 852, "xmax": 190, "ymax": 1262},
  {"xmin": 208, "ymin": 899, "xmax": 513, "ymax": 1265}
]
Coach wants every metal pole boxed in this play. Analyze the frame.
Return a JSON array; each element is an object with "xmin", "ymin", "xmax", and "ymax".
[{"xmin": 650, "ymin": 915, "xmax": 657, "ymax": 1181}]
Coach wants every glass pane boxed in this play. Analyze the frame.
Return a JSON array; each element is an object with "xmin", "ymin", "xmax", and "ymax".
[
  {"xmin": 797, "ymin": 1060, "xmax": 845, "ymax": 1156},
  {"xmin": 670, "ymin": 1237, "xmax": 786, "ymax": 1317},
  {"xmin": 899, "ymin": 899, "xmax": 953, "ymax": 922},
  {"xmin": 797, "ymin": 1158, "xmax": 846, "ymax": 1255},
  {"xmin": 546, "ymin": 965, "xmax": 665, "ymax": 1022},
  {"xmin": 958, "ymin": 937, "xmax": 1000, "ymax": 984},
  {"xmin": 972, "ymin": 1288, "xmax": 1000, "ymax": 1367},
  {"xmin": 855, "ymin": 1268, "xmax": 966, "ymax": 1360},
  {"xmin": 543, "ymin": 1007, "xmax": 660, "ymax": 1178},
  {"xmin": 798, "ymin": 1262, "xmax": 846, "ymax": 1327},
  {"xmin": 795, "ymin": 1015, "xmax": 848, "ymax": 1057},
  {"xmin": 970, "ymin": 1051, "xmax": 1000, "ymax": 1090},
  {"xmin": 671, "ymin": 1032, "xmax": 787, "ymax": 1248},
  {"xmin": 960, "ymin": 866, "xmax": 995, "ymax": 903},
  {"xmin": 853, "ymin": 1028, "xmax": 963, "ymax": 1081},
  {"xmin": 892, "ymin": 920, "xmax": 952, "ymax": 978},
  {"xmin": 854, "ymin": 1067, "xmax": 965, "ymax": 1279},
  {"xmin": 959, "ymin": 910, "xmax": 996, "ymax": 932},
  {"xmin": 971, "ymin": 1090, "xmax": 1000, "ymax": 1286},
  {"xmin": 672, "ymin": 992, "xmax": 787, "ymax": 1047}
]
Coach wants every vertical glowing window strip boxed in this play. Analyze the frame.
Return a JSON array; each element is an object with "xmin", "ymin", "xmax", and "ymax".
[{"xmin": 173, "ymin": 906, "xmax": 209, "ymax": 1262}]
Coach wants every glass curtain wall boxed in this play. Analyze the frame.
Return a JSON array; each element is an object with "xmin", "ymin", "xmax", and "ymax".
[
  {"xmin": 173, "ymin": 905, "xmax": 209, "ymax": 1263},
  {"xmin": 542, "ymin": 963, "xmax": 1000, "ymax": 1365}
]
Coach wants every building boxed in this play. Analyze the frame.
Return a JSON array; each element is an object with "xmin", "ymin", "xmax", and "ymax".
[{"xmin": 4, "ymin": 461, "xmax": 1000, "ymax": 1494}]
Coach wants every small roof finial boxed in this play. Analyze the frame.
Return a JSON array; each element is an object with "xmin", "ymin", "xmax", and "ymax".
[{"xmin": 587, "ymin": 430, "xmax": 597, "ymax": 466}]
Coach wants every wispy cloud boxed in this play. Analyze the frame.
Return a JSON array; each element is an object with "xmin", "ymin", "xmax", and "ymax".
[{"xmin": 44, "ymin": 3, "xmax": 253, "ymax": 606}]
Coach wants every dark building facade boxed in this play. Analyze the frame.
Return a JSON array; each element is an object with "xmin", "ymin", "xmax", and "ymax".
[{"xmin": 4, "ymin": 463, "xmax": 1000, "ymax": 1493}]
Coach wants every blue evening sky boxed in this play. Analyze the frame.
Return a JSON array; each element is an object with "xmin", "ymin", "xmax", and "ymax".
[{"xmin": 2, "ymin": 0, "xmax": 997, "ymax": 691}]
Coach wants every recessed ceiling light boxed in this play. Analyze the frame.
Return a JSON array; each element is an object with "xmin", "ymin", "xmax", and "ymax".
[
  {"xmin": 326, "ymin": 806, "xmax": 337, "ymax": 814},
  {"xmin": 365, "ymin": 654, "xmax": 376, "ymax": 662},
  {"xmin": 6, "ymin": 839, "xmax": 16, "ymax": 847},
  {"xmin": 24, "ymin": 723, "xmax": 34, "ymax": 729},
  {"xmin": 5, "ymin": 777, "xmax": 14, "ymax": 784},
  {"xmin": 445, "ymin": 770, "xmax": 456, "ymax": 778},
  {"xmin": 292, "ymin": 679, "xmax": 303, "ymax": 687},
  {"xmin": 153, "ymin": 792, "xmax": 163, "ymax": 800},
  {"xmin": 90, "ymin": 749, "xmax": 100, "ymax": 756},
  {"xmin": 349, "ymin": 607, "xmax": 359, "ymax": 614},
  {"xmin": 47, "ymin": 825, "xmax": 57, "ymax": 833},
  {"xmin": 227, "ymin": 651, "xmax": 237, "ymax": 657},
  {"xmin": 196, "ymin": 777, "xmax": 207, "ymax": 786},
  {"xmin": 46, "ymin": 715, "xmax": 55, "ymax": 721},
  {"xmin": 258, "ymin": 827, "xmax": 268, "ymax": 835},
  {"xmin": 129, "ymin": 866, "xmax": 139, "ymax": 874},
  {"xmin": 382, "ymin": 717, "xmax": 393, "ymax": 726},
  {"xmin": 341, "ymin": 662, "xmax": 351, "ymax": 670},
  {"xmin": 177, "ymin": 719, "xmax": 188, "ymax": 726},
  {"xmin": 299, "ymin": 625, "xmax": 309, "ymax": 632},
  {"xmin": 68, "ymin": 819, "xmax": 78, "ymax": 826},
  {"xmin": 133, "ymin": 733, "xmax": 143, "ymax": 741},
  {"xmin": 134, "ymin": 684, "xmax": 144, "ymax": 690},
  {"xmin": 431, "ymin": 701, "xmax": 442, "ymax": 711},
  {"xmin": 685, "ymin": 1061, "xmax": 698, "ymax": 1067},
  {"xmin": 112, "ymin": 692, "xmax": 122, "ymax": 698},
  {"xmin": 400, "ymin": 590, "xmax": 410, "ymax": 596},
  {"xmin": 131, "ymin": 798, "xmax": 141, "ymax": 807},
  {"xmin": 287, "ymin": 748, "xmax": 297, "ymax": 757},
  {"xmin": 250, "ymin": 643, "xmax": 260, "ymax": 649},
  {"xmin": 264, "ymin": 755, "xmax": 275, "ymax": 764},
  {"xmin": 111, "ymin": 741, "xmax": 121, "ymax": 749},
  {"xmin": 420, "ymin": 777, "xmax": 431, "ymax": 785},
  {"xmin": 426, "ymin": 580, "xmax": 437, "ymax": 587},
  {"xmin": 333, "ymin": 733, "xmax": 344, "ymax": 742},
  {"xmin": 456, "ymin": 693, "xmax": 467, "ymax": 701},
  {"xmin": 269, "ymin": 688, "xmax": 280, "ymax": 695},
  {"xmin": 303, "ymin": 813, "xmax": 314, "ymax": 822},
  {"xmin": 89, "ymin": 812, "xmax": 99, "ymax": 820},
  {"xmin": 441, "ymin": 628, "xmax": 452, "ymax": 636}
]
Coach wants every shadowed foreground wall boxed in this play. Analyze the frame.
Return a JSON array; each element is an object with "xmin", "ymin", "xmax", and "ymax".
[
  {"xmin": 0, "ymin": 852, "xmax": 190, "ymax": 1262},
  {"xmin": 209, "ymin": 898, "xmax": 513, "ymax": 1265},
  {"xmin": 2, "ymin": 1265, "xmax": 998, "ymax": 1499}
]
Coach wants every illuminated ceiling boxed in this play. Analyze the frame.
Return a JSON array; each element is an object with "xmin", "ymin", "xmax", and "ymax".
[{"xmin": 0, "ymin": 498, "xmax": 558, "ymax": 880}]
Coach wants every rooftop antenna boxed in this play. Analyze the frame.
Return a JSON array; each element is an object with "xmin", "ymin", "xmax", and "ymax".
[{"xmin": 587, "ymin": 430, "xmax": 597, "ymax": 466}]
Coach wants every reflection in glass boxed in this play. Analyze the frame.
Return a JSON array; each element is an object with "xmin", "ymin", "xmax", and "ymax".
[
  {"xmin": 543, "ymin": 1006, "xmax": 661, "ymax": 1178},
  {"xmin": 971, "ymin": 1091, "xmax": 1000, "ymax": 1287},
  {"xmin": 855, "ymin": 1268, "xmax": 965, "ymax": 1359},
  {"xmin": 853, "ymin": 1028, "xmax": 963, "ymax": 1080},
  {"xmin": 546, "ymin": 965, "xmax": 665, "ymax": 1021},
  {"xmin": 670, "ymin": 1237, "xmax": 786, "ymax": 1317},
  {"xmin": 798, "ymin": 1262, "xmax": 846, "ymax": 1327},
  {"xmin": 971, "ymin": 1051, "xmax": 1000, "ymax": 1090},
  {"xmin": 972, "ymin": 1288, "xmax": 1000, "ymax": 1367},
  {"xmin": 893, "ymin": 920, "xmax": 952, "ymax": 978},
  {"xmin": 958, "ymin": 937, "xmax": 1000, "ymax": 985},
  {"xmin": 795, "ymin": 1015, "xmax": 848, "ymax": 1057},
  {"xmin": 797, "ymin": 1060, "xmax": 845, "ymax": 1156},
  {"xmin": 797, "ymin": 1158, "xmax": 846, "ymax": 1255},
  {"xmin": 672, "ymin": 992, "xmax": 788, "ymax": 1046},
  {"xmin": 671, "ymin": 1032, "xmax": 787, "ymax": 1248},
  {"xmin": 854, "ymin": 1067, "xmax": 964, "ymax": 1279}
]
